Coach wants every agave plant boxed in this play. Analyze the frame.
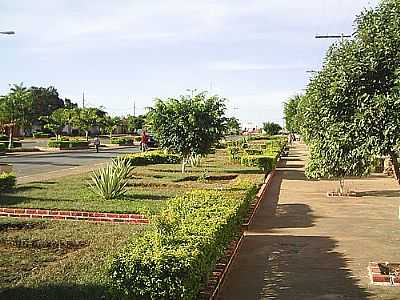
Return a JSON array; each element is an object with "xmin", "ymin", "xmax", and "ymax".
[
  {"xmin": 89, "ymin": 163, "xmax": 129, "ymax": 200},
  {"xmin": 112, "ymin": 156, "xmax": 135, "ymax": 178}
]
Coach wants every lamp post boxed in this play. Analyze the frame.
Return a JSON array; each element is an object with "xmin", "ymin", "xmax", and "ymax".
[{"xmin": 0, "ymin": 31, "xmax": 15, "ymax": 35}]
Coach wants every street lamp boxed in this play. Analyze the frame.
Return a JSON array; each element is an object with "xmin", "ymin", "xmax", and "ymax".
[{"xmin": 0, "ymin": 31, "xmax": 15, "ymax": 35}]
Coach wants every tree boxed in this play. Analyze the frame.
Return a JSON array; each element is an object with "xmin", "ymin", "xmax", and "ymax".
[
  {"xmin": 104, "ymin": 116, "xmax": 122, "ymax": 141},
  {"xmin": 124, "ymin": 115, "xmax": 145, "ymax": 134},
  {"xmin": 263, "ymin": 122, "xmax": 282, "ymax": 136},
  {"xmin": 283, "ymin": 95, "xmax": 302, "ymax": 133},
  {"xmin": 73, "ymin": 108, "xmax": 104, "ymax": 141},
  {"xmin": 40, "ymin": 108, "xmax": 67, "ymax": 140},
  {"xmin": 30, "ymin": 86, "xmax": 64, "ymax": 124},
  {"xmin": 0, "ymin": 84, "xmax": 33, "ymax": 149},
  {"xmin": 147, "ymin": 91, "xmax": 227, "ymax": 173},
  {"xmin": 225, "ymin": 117, "xmax": 241, "ymax": 135}
]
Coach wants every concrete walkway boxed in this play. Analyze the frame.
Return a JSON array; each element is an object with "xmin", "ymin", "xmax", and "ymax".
[{"xmin": 218, "ymin": 142, "xmax": 400, "ymax": 300}]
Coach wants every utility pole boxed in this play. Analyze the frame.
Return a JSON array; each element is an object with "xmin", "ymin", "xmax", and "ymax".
[{"xmin": 82, "ymin": 92, "xmax": 84, "ymax": 108}]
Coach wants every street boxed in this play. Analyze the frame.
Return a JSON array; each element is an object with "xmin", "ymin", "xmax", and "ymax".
[{"xmin": 0, "ymin": 147, "xmax": 139, "ymax": 177}]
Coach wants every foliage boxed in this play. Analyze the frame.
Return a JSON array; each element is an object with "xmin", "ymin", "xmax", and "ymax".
[
  {"xmin": 73, "ymin": 108, "xmax": 105, "ymax": 140},
  {"xmin": 124, "ymin": 151, "xmax": 180, "ymax": 166},
  {"xmin": 107, "ymin": 180, "xmax": 258, "ymax": 299},
  {"xmin": 0, "ymin": 173, "xmax": 16, "ymax": 193},
  {"xmin": 112, "ymin": 157, "xmax": 135, "ymax": 179},
  {"xmin": 104, "ymin": 116, "xmax": 122, "ymax": 140},
  {"xmin": 32, "ymin": 131, "xmax": 51, "ymax": 138},
  {"xmin": 40, "ymin": 108, "xmax": 68, "ymax": 140},
  {"xmin": 47, "ymin": 140, "xmax": 89, "ymax": 149},
  {"xmin": 110, "ymin": 137, "xmax": 134, "ymax": 145},
  {"xmin": 188, "ymin": 153, "xmax": 202, "ymax": 167},
  {"xmin": 262, "ymin": 122, "xmax": 282, "ymax": 136},
  {"xmin": 30, "ymin": 86, "xmax": 65, "ymax": 123},
  {"xmin": 283, "ymin": 95, "xmax": 302, "ymax": 133},
  {"xmin": 89, "ymin": 163, "xmax": 130, "ymax": 200},
  {"xmin": 147, "ymin": 91, "xmax": 227, "ymax": 172},
  {"xmin": 0, "ymin": 143, "xmax": 6, "ymax": 151},
  {"xmin": 123, "ymin": 115, "xmax": 146, "ymax": 134},
  {"xmin": 0, "ymin": 84, "xmax": 33, "ymax": 148},
  {"xmin": 225, "ymin": 117, "xmax": 241, "ymax": 135},
  {"xmin": 240, "ymin": 155, "xmax": 278, "ymax": 173}
]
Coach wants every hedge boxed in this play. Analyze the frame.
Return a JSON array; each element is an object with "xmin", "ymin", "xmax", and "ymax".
[
  {"xmin": 111, "ymin": 137, "xmax": 134, "ymax": 145},
  {"xmin": 48, "ymin": 140, "xmax": 89, "ymax": 149},
  {"xmin": 108, "ymin": 180, "xmax": 258, "ymax": 299},
  {"xmin": 0, "ymin": 134, "xmax": 8, "ymax": 141},
  {"xmin": 0, "ymin": 173, "xmax": 16, "ymax": 193},
  {"xmin": 33, "ymin": 132, "xmax": 51, "ymax": 138},
  {"xmin": 0, "ymin": 143, "xmax": 6, "ymax": 151},
  {"xmin": 124, "ymin": 151, "xmax": 180, "ymax": 166},
  {"xmin": 240, "ymin": 154, "xmax": 278, "ymax": 173}
]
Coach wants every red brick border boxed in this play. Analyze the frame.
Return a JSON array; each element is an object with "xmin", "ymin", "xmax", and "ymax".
[
  {"xmin": 368, "ymin": 262, "xmax": 400, "ymax": 287},
  {"xmin": 0, "ymin": 208, "xmax": 149, "ymax": 225}
]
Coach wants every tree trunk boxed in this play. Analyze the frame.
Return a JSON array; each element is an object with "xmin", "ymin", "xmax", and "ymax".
[
  {"xmin": 109, "ymin": 132, "xmax": 112, "ymax": 143},
  {"xmin": 338, "ymin": 178, "xmax": 345, "ymax": 195},
  {"xmin": 389, "ymin": 152, "xmax": 400, "ymax": 184},
  {"xmin": 181, "ymin": 158, "xmax": 187, "ymax": 174},
  {"xmin": 86, "ymin": 131, "xmax": 89, "ymax": 141},
  {"xmin": 8, "ymin": 126, "xmax": 13, "ymax": 150}
]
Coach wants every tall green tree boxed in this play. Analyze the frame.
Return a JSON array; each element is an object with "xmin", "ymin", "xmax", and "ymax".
[
  {"xmin": 147, "ymin": 91, "xmax": 227, "ymax": 173},
  {"xmin": 30, "ymin": 86, "xmax": 64, "ymax": 123},
  {"xmin": 104, "ymin": 116, "xmax": 122, "ymax": 141},
  {"xmin": 0, "ymin": 84, "xmax": 33, "ymax": 149},
  {"xmin": 40, "ymin": 108, "xmax": 67, "ymax": 140},
  {"xmin": 283, "ymin": 95, "xmax": 302, "ymax": 133},
  {"xmin": 263, "ymin": 122, "xmax": 282, "ymax": 136},
  {"xmin": 225, "ymin": 117, "xmax": 241, "ymax": 135},
  {"xmin": 73, "ymin": 108, "xmax": 104, "ymax": 141},
  {"xmin": 124, "ymin": 115, "xmax": 145, "ymax": 134}
]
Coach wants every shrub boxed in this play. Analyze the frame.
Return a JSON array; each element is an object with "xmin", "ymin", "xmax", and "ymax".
[
  {"xmin": 227, "ymin": 146, "xmax": 241, "ymax": 161},
  {"xmin": 0, "ymin": 134, "xmax": 8, "ymax": 141},
  {"xmin": 111, "ymin": 137, "xmax": 134, "ymax": 145},
  {"xmin": 112, "ymin": 157, "xmax": 135, "ymax": 178},
  {"xmin": 244, "ymin": 149, "xmax": 264, "ymax": 155},
  {"xmin": 0, "ymin": 143, "xmax": 7, "ymax": 151},
  {"xmin": 240, "ymin": 154, "xmax": 278, "ymax": 173},
  {"xmin": 108, "ymin": 180, "xmax": 258, "ymax": 299},
  {"xmin": 124, "ymin": 151, "xmax": 180, "ymax": 166},
  {"xmin": 188, "ymin": 153, "xmax": 202, "ymax": 167},
  {"xmin": 33, "ymin": 132, "xmax": 50, "ymax": 138},
  {"xmin": 89, "ymin": 163, "xmax": 130, "ymax": 200},
  {"xmin": 48, "ymin": 140, "xmax": 89, "ymax": 149},
  {"xmin": 0, "ymin": 173, "xmax": 16, "ymax": 193}
]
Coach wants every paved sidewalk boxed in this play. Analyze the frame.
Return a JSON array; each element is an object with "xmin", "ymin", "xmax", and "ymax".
[{"xmin": 218, "ymin": 142, "xmax": 400, "ymax": 300}]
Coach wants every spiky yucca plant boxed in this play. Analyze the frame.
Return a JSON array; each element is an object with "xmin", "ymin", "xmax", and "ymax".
[
  {"xmin": 112, "ymin": 156, "xmax": 135, "ymax": 178},
  {"xmin": 189, "ymin": 154, "xmax": 202, "ymax": 167},
  {"xmin": 90, "ymin": 162, "xmax": 131, "ymax": 200}
]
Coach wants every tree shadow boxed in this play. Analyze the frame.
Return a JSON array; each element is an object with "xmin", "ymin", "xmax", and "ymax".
[
  {"xmin": 357, "ymin": 190, "xmax": 400, "ymax": 198},
  {"xmin": 13, "ymin": 186, "xmax": 45, "ymax": 193},
  {"xmin": 1, "ymin": 283, "xmax": 108, "ymax": 300},
  {"xmin": 218, "ymin": 235, "xmax": 371, "ymax": 300}
]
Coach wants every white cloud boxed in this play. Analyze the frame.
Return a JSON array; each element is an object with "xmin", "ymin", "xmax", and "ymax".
[{"xmin": 208, "ymin": 61, "xmax": 307, "ymax": 72}]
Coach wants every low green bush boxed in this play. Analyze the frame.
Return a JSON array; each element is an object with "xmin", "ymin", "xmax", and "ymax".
[
  {"xmin": 108, "ymin": 180, "xmax": 258, "ymax": 299},
  {"xmin": 48, "ymin": 140, "xmax": 89, "ymax": 149},
  {"xmin": 0, "ymin": 143, "xmax": 7, "ymax": 151},
  {"xmin": 0, "ymin": 134, "xmax": 8, "ymax": 141},
  {"xmin": 33, "ymin": 132, "xmax": 51, "ymax": 138},
  {"xmin": 133, "ymin": 136, "xmax": 142, "ymax": 142},
  {"xmin": 240, "ymin": 154, "xmax": 278, "ymax": 173},
  {"xmin": 0, "ymin": 173, "xmax": 16, "ymax": 193},
  {"xmin": 244, "ymin": 149, "xmax": 264, "ymax": 155},
  {"xmin": 110, "ymin": 137, "xmax": 134, "ymax": 145},
  {"xmin": 124, "ymin": 151, "xmax": 180, "ymax": 166}
]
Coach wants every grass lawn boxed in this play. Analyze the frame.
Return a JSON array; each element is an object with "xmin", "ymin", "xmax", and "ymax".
[
  {"xmin": 0, "ymin": 149, "xmax": 264, "ymax": 215},
  {"xmin": 0, "ymin": 149, "xmax": 265, "ymax": 299}
]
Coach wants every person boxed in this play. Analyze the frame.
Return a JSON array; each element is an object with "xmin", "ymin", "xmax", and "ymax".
[
  {"xmin": 140, "ymin": 130, "xmax": 149, "ymax": 152},
  {"xmin": 93, "ymin": 136, "xmax": 100, "ymax": 153}
]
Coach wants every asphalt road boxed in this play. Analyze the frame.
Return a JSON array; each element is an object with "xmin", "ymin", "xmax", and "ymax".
[{"xmin": 0, "ymin": 147, "xmax": 140, "ymax": 177}]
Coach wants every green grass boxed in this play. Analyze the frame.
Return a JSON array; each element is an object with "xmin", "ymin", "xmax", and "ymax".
[
  {"xmin": 0, "ymin": 150, "xmax": 265, "ymax": 299},
  {"xmin": 0, "ymin": 217, "xmax": 149, "ymax": 299},
  {"xmin": 1, "ymin": 150, "xmax": 264, "ymax": 214}
]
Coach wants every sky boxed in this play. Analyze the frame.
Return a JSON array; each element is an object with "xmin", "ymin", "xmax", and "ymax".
[{"xmin": 0, "ymin": 0, "xmax": 379, "ymax": 128}]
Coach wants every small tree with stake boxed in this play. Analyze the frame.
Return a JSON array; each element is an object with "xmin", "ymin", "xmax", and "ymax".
[
  {"xmin": 263, "ymin": 122, "xmax": 282, "ymax": 136},
  {"xmin": 147, "ymin": 91, "xmax": 227, "ymax": 173}
]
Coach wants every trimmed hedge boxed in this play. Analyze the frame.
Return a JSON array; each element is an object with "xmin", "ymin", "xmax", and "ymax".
[
  {"xmin": 0, "ymin": 143, "xmax": 6, "ymax": 151},
  {"xmin": 124, "ymin": 151, "xmax": 180, "ymax": 166},
  {"xmin": 48, "ymin": 140, "xmax": 89, "ymax": 149},
  {"xmin": 108, "ymin": 180, "xmax": 258, "ymax": 299},
  {"xmin": 0, "ymin": 173, "xmax": 16, "ymax": 193},
  {"xmin": 111, "ymin": 137, "xmax": 134, "ymax": 145},
  {"xmin": 0, "ymin": 134, "xmax": 8, "ymax": 141},
  {"xmin": 240, "ymin": 154, "xmax": 278, "ymax": 173},
  {"xmin": 33, "ymin": 132, "xmax": 51, "ymax": 138}
]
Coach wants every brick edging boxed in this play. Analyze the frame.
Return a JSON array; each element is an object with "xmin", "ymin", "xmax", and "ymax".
[
  {"xmin": 368, "ymin": 262, "xmax": 400, "ymax": 286},
  {"xmin": 0, "ymin": 208, "xmax": 149, "ymax": 225}
]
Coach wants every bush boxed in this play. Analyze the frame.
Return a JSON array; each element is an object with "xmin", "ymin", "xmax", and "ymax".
[
  {"xmin": 0, "ymin": 143, "xmax": 7, "ymax": 151},
  {"xmin": 0, "ymin": 134, "xmax": 8, "ymax": 141},
  {"xmin": 48, "ymin": 140, "xmax": 89, "ymax": 149},
  {"xmin": 108, "ymin": 180, "xmax": 258, "ymax": 299},
  {"xmin": 244, "ymin": 149, "xmax": 263, "ymax": 155},
  {"xmin": 0, "ymin": 173, "xmax": 16, "ymax": 193},
  {"xmin": 111, "ymin": 137, "xmax": 134, "ymax": 145},
  {"xmin": 240, "ymin": 155, "xmax": 278, "ymax": 173},
  {"xmin": 124, "ymin": 151, "xmax": 180, "ymax": 166},
  {"xmin": 33, "ymin": 132, "xmax": 50, "ymax": 138}
]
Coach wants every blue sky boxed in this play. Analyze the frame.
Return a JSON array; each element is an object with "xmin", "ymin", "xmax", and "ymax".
[{"xmin": 0, "ymin": 0, "xmax": 378, "ymax": 128}]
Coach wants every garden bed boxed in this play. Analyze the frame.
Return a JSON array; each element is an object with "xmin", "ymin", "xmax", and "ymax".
[{"xmin": 369, "ymin": 262, "xmax": 400, "ymax": 286}]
